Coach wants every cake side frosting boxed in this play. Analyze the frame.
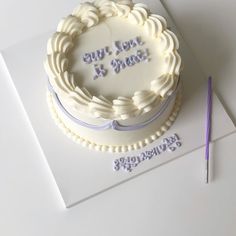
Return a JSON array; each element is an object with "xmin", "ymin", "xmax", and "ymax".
[
  {"xmin": 44, "ymin": 0, "xmax": 182, "ymax": 121},
  {"xmin": 47, "ymin": 89, "xmax": 182, "ymax": 153}
]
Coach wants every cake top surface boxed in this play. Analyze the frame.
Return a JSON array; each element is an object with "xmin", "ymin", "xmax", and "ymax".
[{"xmin": 45, "ymin": 0, "xmax": 181, "ymax": 121}]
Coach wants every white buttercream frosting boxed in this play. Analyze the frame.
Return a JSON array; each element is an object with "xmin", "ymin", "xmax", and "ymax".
[
  {"xmin": 94, "ymin": 0, "xmax": 132, "ymax": 17},
  {"xmin": 44, "ymin": 0, "xmax": 182, "ymax": 121},
  {"xmin": 72, "ymin": 3, "xmax": 99, "ymax": 27},
  {"xmin": 57, "ymin": 16, "xmax": 84, "ymax": 37},
  {"xmin": 47, "ymin": 90, "xmax": 182, "ymax": 153}
]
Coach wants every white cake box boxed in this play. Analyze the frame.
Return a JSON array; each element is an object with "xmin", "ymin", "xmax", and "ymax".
[{"xmin": 0, "ymin": 0, "xmax": 235, "ymax": 208}]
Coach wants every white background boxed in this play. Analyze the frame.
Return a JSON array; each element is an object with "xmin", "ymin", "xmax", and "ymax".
[{"xmin": 0, "ymin": 0, "xmax": 236, "ymax": 235}]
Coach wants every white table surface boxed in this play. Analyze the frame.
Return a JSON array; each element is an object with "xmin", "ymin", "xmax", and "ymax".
[{"xmin": 0, "ymin": 0, "xmax": 236, "ymax": 235}]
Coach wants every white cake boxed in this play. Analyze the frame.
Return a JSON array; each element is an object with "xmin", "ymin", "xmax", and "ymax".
[{"xmin": 44, "ymin": 0, "xmax": 182, "ymax": 153}]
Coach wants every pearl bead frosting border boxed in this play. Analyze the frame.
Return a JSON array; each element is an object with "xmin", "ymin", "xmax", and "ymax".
[
  {"xmin": 47, "ymin": 89, "xmax": 182, "ymax": 153},
  {"xmin": 44, "ymin": 0, "xmax": 182, "ymax": 121}
]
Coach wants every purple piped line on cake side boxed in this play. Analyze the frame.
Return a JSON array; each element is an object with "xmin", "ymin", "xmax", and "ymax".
[
  {"xmin": 48, "ymin": 82, "xmax": 113, "ymax": 130},
  {"xmin": 112, "ymin": 93, "xmax": 175, "ymax": 131},
  {"xmin": 47, "ymin": 79, "xmax": 180, "ymax": 131}
]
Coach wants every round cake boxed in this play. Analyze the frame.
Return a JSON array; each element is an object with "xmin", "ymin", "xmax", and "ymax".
[{"xmin": 44, "ymin": 0, "xmax": 182, "ymax": 153}]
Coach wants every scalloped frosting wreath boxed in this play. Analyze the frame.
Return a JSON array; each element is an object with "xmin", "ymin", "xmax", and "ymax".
[{"xmin": 45, "ymin": 0, "xmax": 182, "ymax": 121}]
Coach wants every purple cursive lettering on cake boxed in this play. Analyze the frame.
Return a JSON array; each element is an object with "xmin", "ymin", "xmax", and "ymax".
[{"xmin": 110, "ymin": 49, "xmax": 150, "ymax": 74}]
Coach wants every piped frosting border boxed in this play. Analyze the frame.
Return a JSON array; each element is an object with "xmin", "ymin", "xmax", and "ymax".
[
  {"xmin": 47, "ymin": 89, "xmax": 182, "ymax": 153},
  {"xmin": 44, "ymin": 0, "xmax": 182, "ymax": 121}
]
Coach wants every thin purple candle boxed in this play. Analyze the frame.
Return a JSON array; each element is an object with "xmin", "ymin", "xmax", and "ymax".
[{"xmin": 205, "ymin": 76, "xmax": 212, "ymax": 183}]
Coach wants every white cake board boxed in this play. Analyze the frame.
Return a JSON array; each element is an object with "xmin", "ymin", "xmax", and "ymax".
[{"xmin": 0, "ymin": 1, "xmax": 235, "ymax": 208}]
